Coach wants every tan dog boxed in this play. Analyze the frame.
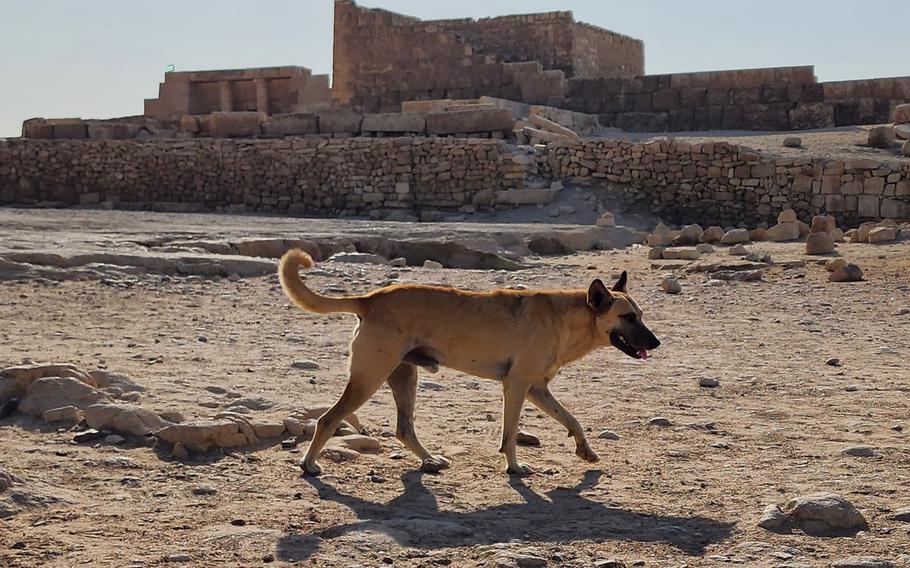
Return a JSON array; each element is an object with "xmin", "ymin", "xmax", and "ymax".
[{"xmin": 279, "ymin": 249, "xmax": 660, "ymax": 476}]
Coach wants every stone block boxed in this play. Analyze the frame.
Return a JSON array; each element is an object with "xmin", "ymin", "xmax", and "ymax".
[
  {"xmin": 426, "ymin": 108, "xmax": 514, "ymax": 135},
  {"xmin": 857, "ymin": 195, "xmax": 880, "ymax": 217},
  {"xmin": 52, "ymin": 122, "xmax": 88, "ymax": 139},
  {"xmin": 362, "ymin": 112, "xmax": 427, "ymax": 134},
  {"xmin": 789, "ymin": 103, "xmax": 835, "ymax": 130},
  {"xmin": 494, "ymin": 189, "xmax": 558, "ymax": 205},
  {"xmin": 615, "ymin": 112, "xmax": 668, "ymax": 132},
  {"xmin": 317, "ymin": 110, "xmax": 363, "ymax": 134},
  {"xmin": 210, "ymin": 112, "xmax": 265, "ymax": 138},
  {"xmin": 263, "ymin": 113, "xmax": 319, "ymax": 136}
]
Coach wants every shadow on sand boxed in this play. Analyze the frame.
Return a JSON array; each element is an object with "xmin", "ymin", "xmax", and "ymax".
[{"xmin": 276, "ymin": 469, "xmax": 734, "ymax": 562}]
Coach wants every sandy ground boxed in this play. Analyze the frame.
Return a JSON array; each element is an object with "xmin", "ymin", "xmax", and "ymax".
[{"xmin": 1, "ymin": 210, "xmax": 910, "ymax": 567}]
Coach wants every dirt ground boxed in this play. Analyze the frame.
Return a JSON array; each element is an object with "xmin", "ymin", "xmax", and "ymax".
[{"xmin": 1, "ymin": 211, "xmax": 910, "ymax": 567}]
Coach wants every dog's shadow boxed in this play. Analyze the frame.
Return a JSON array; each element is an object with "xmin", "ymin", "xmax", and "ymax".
[{"xmin": 277, "ymin": 469, "xmax": 734, "ymax": 561}]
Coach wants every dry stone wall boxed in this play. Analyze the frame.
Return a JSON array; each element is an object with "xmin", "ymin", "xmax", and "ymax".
[
  {"xmin": 0, "ymin": 138, "xmax": 529, "ymax": 216},
  {"xmin": 1, "ymin": 137, "xmax": 907, "ymax": 227},
  {"xmin": 538, "ymin": 139, "xmax": 910, "ymax": 226}
]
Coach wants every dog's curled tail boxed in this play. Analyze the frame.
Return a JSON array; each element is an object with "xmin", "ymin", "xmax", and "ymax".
[{"xmin": 279, "ymin": 249, "xmax": 363, "ymax": 315}]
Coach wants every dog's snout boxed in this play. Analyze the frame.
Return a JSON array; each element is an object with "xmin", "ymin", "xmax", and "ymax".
[{"xmin": 649, "ymin": 337, "xmax": 661, "ymax": 350}]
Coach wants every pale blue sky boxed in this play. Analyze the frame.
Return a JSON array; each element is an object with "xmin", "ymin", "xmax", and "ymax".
[{"xmin": 1, "ymin": 1, "xmax": 907, "ymax": 137}]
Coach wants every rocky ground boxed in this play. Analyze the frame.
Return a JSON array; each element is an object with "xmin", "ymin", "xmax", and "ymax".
[{"xmin": 1, "ymin": 209, "xmax": 910, "ymax": 567}]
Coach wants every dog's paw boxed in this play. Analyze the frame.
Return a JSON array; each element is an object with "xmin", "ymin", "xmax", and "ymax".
[
  {"xmin": 300, "ymin": 458, "xmax": 323, "ymax": 476},
  {"xmin": 575, "ymin": 442, "xmax": 600, "ymax": 463},
  {"xmin": 507, "ymin": 463, "xmax": 535, "ymax": 476},
  {"xmin": 420, "ymin": 455, "xmax": 450, "ymax": 473}
]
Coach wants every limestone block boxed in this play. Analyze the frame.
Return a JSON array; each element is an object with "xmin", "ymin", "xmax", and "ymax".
[
  {"xmin": 426, "ymin": 109, "xmax": 514, "ymax": 135},
  {"xmin": 263, "ymin": 113, "xmax": 319, "ymax": 136},
  {"xmin": 362, "ymin": 112, "xmax": 426, "ymax": 134},
  {"xmin": 317, "ymin": 110, "xmax": 363, "ymax": 134},
  {"xmin": 210, "ymin": 112, "xmax": 265, "ymax": 138}
]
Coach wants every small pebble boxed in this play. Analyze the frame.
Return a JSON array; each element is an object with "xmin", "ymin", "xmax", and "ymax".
[
  {"xmin": 648, "ymin": 417, "xmax": 672, "ymax": 427},
  {"xmin": 597, "ymin": 430, "xmax": 620, "ymax": 440},
  {"xmin": 698, "ymin": 377, "xmax": 719, "ymax": 388}
]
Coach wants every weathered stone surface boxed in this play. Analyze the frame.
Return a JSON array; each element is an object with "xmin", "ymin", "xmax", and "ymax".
[
  {"xmin": 84, "ymin": 404, "xmax": 171, "ymax": 436},
  {"xmin": 426, "ymin": 109, "xmax": 514, "ymax": 135},
  {"xmin": 830, "ymin": 557, "xmax": 894, "ymax": 568},
  {"xmin": 720, "ymin": 229, "xmax": 750, "ymax": 245},
  {"xmin": 868, "ymin": 227, "xmax": 897, "ymax": 243},
  {"xmin": 18, "ymin": 377, "xmax": 111, "ymax": 416},
  {"xmin": 210, "ymin": 112, "xmax": 265, "ymax": 138},
  {"xmin": 805, "ymin": 232, "xmax": 834, "ymax": 255},
  {"xmin": 362, "ymin": 112, "xmax": 427, "ymax": 133},
  {"xmin": 262, "ymin": 113, "xmax": 319, "ymax": 136},
  {"xmin": 867, "ymin": 126, "xmax": 896, "ymax": 149},
  {"xmin": 42, "ymin": 406, "xmax": 84, "ymax": 424},
  {"xmin": 317, "ymin": 110, "xmax": 363, "ymax": 134},
  {"xmin": 157, "ymin": 420, "xmax": 241, "ymax": 452},
  {"xmin": 782, "ymin": 493, "xmax": 868, "ymax": 535},
  {"xmin": 766, "ymin": 222, "xmax": 800, "ymax": 242},
  {"xmin": 829, "ymin": 263, "xmax": 864, "ymax": 282},
  {"xmin": 700, "ymin": 226, "xmax": 725, "ymax": 243},
  {"xmin": 892, "ymin": 103, "xmax": 910, "ymax": 124}
]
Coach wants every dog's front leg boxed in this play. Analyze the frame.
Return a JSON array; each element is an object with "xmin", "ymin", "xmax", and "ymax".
[
  {"xmin": 499, "ymin": 382, "xmax": 533, "ymax": 475},
  {"xmin": 527, "ymin": 385, "xmax": 599, "ymax": 464}
]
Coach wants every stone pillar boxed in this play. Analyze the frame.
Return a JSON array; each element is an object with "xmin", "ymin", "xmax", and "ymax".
[
  {"xmin": 255, "ymin": 79, "xmax": 269, "ymax": 114},
  {"xmin": 219, "ymin": 81, "xmax": 233, "ymax": 112}
]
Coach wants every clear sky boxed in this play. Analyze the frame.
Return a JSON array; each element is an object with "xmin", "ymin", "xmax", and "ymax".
[{"xmin": 2, "ymin": 0, "xmax": 907, "ymax": 137}]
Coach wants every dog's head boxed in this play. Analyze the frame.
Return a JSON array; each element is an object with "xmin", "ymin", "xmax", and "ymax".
[{"xmin": 586, "ymin": 272, "xmax": 660, "ymax": 360}]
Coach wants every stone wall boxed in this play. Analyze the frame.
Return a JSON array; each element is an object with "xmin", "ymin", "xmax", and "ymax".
[
  {"xmin": 1, "ymin": 137, "xmax": 907, "ymax": 227},
  {"xmin": 571, "ymin": 22, "xmax": 644, "ymax": 80},
  {"xmin": 537, "ymin": 139, "xmax": 910, "ymax": 226},
  {"xmin": 331, "ymin": 1, "xmax": 641, "ymax": 112},
  {"xmin": 0, "ymin": 138, "xmax": 530, "ymax": 216},
  {"xmin": 145, "ymin": 67, "xmax": 331, "ymax": 121},
  {"xmin": 565, "ymin": 69, "xmax": 910, "ymax": 132}
]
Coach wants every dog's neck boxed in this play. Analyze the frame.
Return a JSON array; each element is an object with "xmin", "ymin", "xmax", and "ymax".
[{"xmin": 553, "ymin": 292, "xmax": 604, "ymax": 369}]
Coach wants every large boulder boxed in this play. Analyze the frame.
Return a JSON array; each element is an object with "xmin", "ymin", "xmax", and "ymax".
[
  {"xmin": 766, "ymin": 222, "xmax": 801, "ymax": 242},
  {"xmin": 782, "ymin": 493, "xmax": 868, "ymax": 535},
  {"xmin": 892, "ymin": 103, "xmax": 910, "ymax": 124},
  {"xmin": 829, "ymin": 263, "xmax": 864, "ymax": 283},
  {"xmin": 85, "ymin": 404, "xmax": 172, "ymax": 437},
  {"xmin": 810, "ymin": 215, "xmax": 837, "ymax": 234},
  {"xmin": 868, "ymin": 227, "xmax": 897, "ymax": 243},
  {"xmin": 867, "ymin": 125, "xmax": 896, "ymax": 149},
  {"xmin": 777, "ymin": 209, "xmax": 798, "ymax": 224},
  {"xmin": 18, "ymin": 377, "xmax": 110, "ymax": 416},
  {"xmin": 720, "ymin": 229, "xmax": 750, "ymax": 245},
  {"xmin": 700, "ymin": 226, "xmax": 725, "ymax": 243},
  {"xmin": 805, "ymin": 232, "xmax": 835, "ymax": 255},
  {"xmin": 894, "ymin": 123, "xmax": 910, "ymax": 140},
  {"xmin": 670, "ymin": 224, "xmax": 704, "ymax": 246}
]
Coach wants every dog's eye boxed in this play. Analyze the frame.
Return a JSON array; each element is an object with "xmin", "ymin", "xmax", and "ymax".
[{"xmin": 622, "ymin": 313, "xmax": 637, "ymax": 322}]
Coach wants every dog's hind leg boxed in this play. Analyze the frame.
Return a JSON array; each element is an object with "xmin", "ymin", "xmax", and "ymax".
[
  {"xmin": 527, "ymin": 385, "xmax": 599, "ymax": 463},
  {"xmin": 301, "ymin": 325, "xmax": 405, "ymax": 476},
  {"xmin": 500, "ymin": 381, "xmax": 532, "ymax": 476},
  {"xmin": 387, "ymin": 363, "xmax": 450, "ymax": 473}
]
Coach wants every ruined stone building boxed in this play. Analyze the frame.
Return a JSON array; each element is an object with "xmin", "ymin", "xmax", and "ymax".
[
  {"xmin": 331, "ymin": 0, "xmax": 643, "ymax": 111},
  {"xmin": 20, "ymin": 0, "xmax": 910, "ymax": 137}
]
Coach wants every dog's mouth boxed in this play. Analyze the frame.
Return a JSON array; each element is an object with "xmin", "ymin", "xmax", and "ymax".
[{"xmin": 610, "ymin": 331, "xmax": 648, "ymax": 360}]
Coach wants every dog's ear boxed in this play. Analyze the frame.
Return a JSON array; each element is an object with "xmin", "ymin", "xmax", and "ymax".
[
  {"xmin": 587, "ymin": 279, "xmax": 614, "ymax": 313},
  {"xmin": 612, "ymin": 271, "xmax": 628, "ymax": 293}
]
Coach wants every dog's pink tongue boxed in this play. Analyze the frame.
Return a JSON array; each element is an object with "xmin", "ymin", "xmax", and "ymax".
[{"xmin": 638, "ymin": 350, "xmax": 649, "ymax": 360}]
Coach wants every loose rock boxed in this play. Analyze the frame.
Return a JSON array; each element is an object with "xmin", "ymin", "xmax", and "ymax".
[{"xmin": 661, "ymin": 277, "xmax": 682, "ymax": 294}]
